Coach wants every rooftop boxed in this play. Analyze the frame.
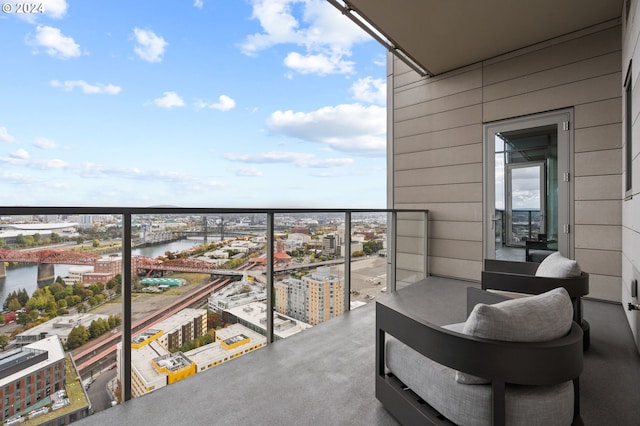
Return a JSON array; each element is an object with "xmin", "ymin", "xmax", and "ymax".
[
  {"xmin": 226, "ymin": 301, "xmax": 312, "ymax": 339},
  {"xmin": 0, "ymin": 336, "xmax": 65, "ymax": 386}
]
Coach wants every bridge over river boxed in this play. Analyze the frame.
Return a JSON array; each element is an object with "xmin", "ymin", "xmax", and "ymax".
[
  {"xmin": 0, "ymin": 248, "xmax": 266, "ymax": 282},
  {"xmin": 0, "ymin": 249, "xmax": 100, "ymax": 282}
]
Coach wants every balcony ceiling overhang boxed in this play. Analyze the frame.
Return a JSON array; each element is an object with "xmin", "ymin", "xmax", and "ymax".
[{"xmin": 338, "ymin": 0, "xmax": 623, "ymax": 76}]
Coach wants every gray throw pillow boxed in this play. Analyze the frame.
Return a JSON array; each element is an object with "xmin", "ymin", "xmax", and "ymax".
[
  {"xmin": 455, "ymin": 287, "xmax": 573, "ymax": 384},
  {"xmin": 535, "ymin": 251, "xmax": 582, "ymax": 278}
]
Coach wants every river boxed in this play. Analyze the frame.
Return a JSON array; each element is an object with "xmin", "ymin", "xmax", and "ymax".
[{"xmin": 0, "ymin": 237, "xmax": 208, "ymax": 308}]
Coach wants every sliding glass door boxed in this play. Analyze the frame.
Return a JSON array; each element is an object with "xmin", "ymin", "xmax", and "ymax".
[{"xmin": 484, "ymin": 110, "xmax": 573, "ymax": 262}]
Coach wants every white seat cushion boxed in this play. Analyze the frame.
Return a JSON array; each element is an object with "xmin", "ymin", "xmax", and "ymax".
[
  {"xmin": 457, "ymin": 287, "xmax": 573, "ymax": 384},
  {"xmin": 535, "ymin": 252, "xmax": 582, "ymax": 278}
]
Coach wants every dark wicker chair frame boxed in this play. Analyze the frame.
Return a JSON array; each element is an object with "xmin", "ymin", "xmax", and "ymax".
[
  {"xmin": 481, "ymin": 259, "xmax": 590, "ymax": 349},
  {"xmin": 376, "ymin": 288, "xmax": 584, "ymax": 425}
]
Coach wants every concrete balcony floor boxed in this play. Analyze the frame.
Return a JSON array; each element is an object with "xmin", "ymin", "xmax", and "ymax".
[{"xmin": 79, "ymin": 277, "xmax": 640, "ymax": 425}]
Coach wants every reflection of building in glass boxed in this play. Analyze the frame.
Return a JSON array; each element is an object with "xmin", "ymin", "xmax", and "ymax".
[{"xmin": 275, "ymin": 267, "xmax": 344, "ymax": 326}]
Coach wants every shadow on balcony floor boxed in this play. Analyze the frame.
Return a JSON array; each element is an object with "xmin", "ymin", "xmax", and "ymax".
[{"xmin": 78, "ymin": 277, "xmax": 640, "ymax": 426}]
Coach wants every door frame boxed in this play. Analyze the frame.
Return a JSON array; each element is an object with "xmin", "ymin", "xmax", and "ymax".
[{"xmin": 483, "ymin": 109, "xmax": 574, "ymax": 261}]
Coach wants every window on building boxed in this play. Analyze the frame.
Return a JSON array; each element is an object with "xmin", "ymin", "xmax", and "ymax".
[{"xmin": 625, "ymin": 61, "xmax": 634, "ymax": 196}]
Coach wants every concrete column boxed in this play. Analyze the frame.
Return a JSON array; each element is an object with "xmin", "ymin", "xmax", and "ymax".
[
  {"xmin": 37, "ymin": 263, "xmax": 55, "ymax": 282},
  {"xmin": 0, "ymin": 261, "xmax": 5, "ymax": 278}
]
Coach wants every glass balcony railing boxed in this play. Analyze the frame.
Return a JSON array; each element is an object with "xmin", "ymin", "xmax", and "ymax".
[
  {"xmin": 0, "ymin": 206, "xmax": 427, "ymax": 424},
  {"xmin": 495, "ymin": 208, "xmax": 542, "ymax": 247}
]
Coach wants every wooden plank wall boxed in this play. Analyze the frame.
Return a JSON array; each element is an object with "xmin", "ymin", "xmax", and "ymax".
[{"xmin": 392, "ymin": 22, "xmax": 622, "ymax": 300}]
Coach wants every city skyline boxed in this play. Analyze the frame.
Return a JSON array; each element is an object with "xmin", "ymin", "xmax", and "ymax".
[{"xmin": 0, "ymin": 0, "xmax": 387, "ymax": 208}]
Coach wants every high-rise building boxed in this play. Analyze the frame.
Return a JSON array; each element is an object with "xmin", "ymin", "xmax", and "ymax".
[{"xmin": 276, "ymin": 267, "xmax": 344, "ymax": 326}]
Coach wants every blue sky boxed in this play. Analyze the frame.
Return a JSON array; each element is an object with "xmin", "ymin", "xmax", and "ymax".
[{"xmin": 0, "ymin": 0, "xmax": 387, "ymax": 208}]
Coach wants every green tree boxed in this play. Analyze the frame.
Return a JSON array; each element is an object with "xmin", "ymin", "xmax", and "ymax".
[
  {"xmin": 108, "ymin": 315, "xmax": 121, "ymax": 328},
  {"xmin": 27, "ymin": 287, "xmax": 55, "ymax": 311},
  {"xmin": 88, "ymin": 319, "xmax": 107, "ymax": 339},
  {"xmin": 0, "ymin": 239, "xmax": 6, "ymax": 248},
  {"xmin": 17, "ymin": 289, "xmax": 29, "ymax": 306},
  {"xmin": 50, "ymin": 233, "xmax": 61, "ymax": 243},
  {"xmin": 17, "ymin": 312, "xmax": 29, "ymax": 325},
  {"xmin": 6, "ymin": 298, "xmax": 21, "ymax": 312},
  {"xmin": 15, "ymin": 234, "xmax": 26, "ymax": 246},
  {"xmin": 33, "ymin": 233, "xmax": 41, "ymax": 244},
  {"xmin": 0, "ymin": 335, "xmax": 9, "ymax": 350},
  {"xmin": 66, "ymin": 325, "xmax": 89, "ymax": 350},
  {"xmin": 28, "ymin": 310, "xmax": 39, "ymax": 323}
]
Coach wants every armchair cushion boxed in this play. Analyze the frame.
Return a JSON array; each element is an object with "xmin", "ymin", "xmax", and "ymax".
[
  {"xmin": 456, "ymin": 287, "xmax": 573, "ymax": 384},
  {"xmin": 535, "ymin": 252, "xmax": 582, "ymax": 278},
  {"xmin": 385, "ymin": 336, "xmax": 575, "ymax": 426}
]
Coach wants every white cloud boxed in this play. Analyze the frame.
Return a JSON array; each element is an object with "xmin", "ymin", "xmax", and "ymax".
[
  {"xmin": 224, "ymin": 151, "xmax": 313, "ymax": 164},
  {"xmin": 10, "ymin": 149, "xmax": 30, "ymax": 160},
  {"xmin": 41, "ymin": 0, "xmax": 68, "ymax": 18},
  {"xmin": 153, "ymin": 91, "xmax": 185, "ymax": 109},
  {"xmin": 39, "ymin": 159, "xmax": 68, "ymax": 169},
  {"xmin": 350, "ymin": 77, "xmax": 386, "ymax": 105},
  {"xmin": 231, "ymin": 167, "xmax": 263, "ymax": 177},
  {"xmin": 0, "ymin": 127, "xmax": 16, "ymax": 143},
  {"xmin": 133, "ymin": 28, "xmax": 167, "ymax": 63},
  {"xmin": 194, "ymin": 95, "xmax": 236, "ymax": 111},
  {"xmin": 242, "ymin": 0, "xmax": 371, "ymax": 75},
  {"xmin": 32, "ymin": 137, "xmax": 58, "ymax": 150},
  {"xmin": 194, "ymin": 0, "xmax": 204, "ymax": 8},
  {"xmin": 224, "ymin": 151, "xmax": 353, "ymax": 169},
  {"xmin": 304, "ymin": 158, "xmax": 354, "ymax": 168},
  {"xmin": 51, "ymin": 80, "xmax": 122, "ymax": 95},
  {"xmin": 267, "ymin": 103, "xmax": 386, "ymax": 155},
  {"xmin": 284, "ymin": 52, "xmax": 354, "ymax": 75},
  {"xmin": 26, "ymin": 25, "xmax": 81, "ymax": 59}
]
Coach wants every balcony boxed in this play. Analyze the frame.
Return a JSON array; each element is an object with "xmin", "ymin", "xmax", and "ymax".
[
  {"xmin": 0, "ymin": 206, "xmax": 427, "ymax": 423},
  {"xmin": 78, "ymin": 276, "xmax": 638, "ymax": 425},
  {"xmin": 1, "ymin": 206, "xmax": 638, "ymax": 425}
]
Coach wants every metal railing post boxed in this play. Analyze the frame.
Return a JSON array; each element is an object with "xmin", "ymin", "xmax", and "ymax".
[
  {"xmin": 122, "ymin": 213, "xmax": 132, "ymax": 402},
  {"xmin": 424, "ymin": 211, "xmax": 429, "ymax": 278},
  {"xmin": 266, "ymin": 212, "xmax": 274, "ymax": 344},
  {"xmin": 388, "ymin": 211, "xmax": 397, "ymax": 293},
  {"xmin": 343, "ymin": 211, "xmax": 351, "ymax": 312}
]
